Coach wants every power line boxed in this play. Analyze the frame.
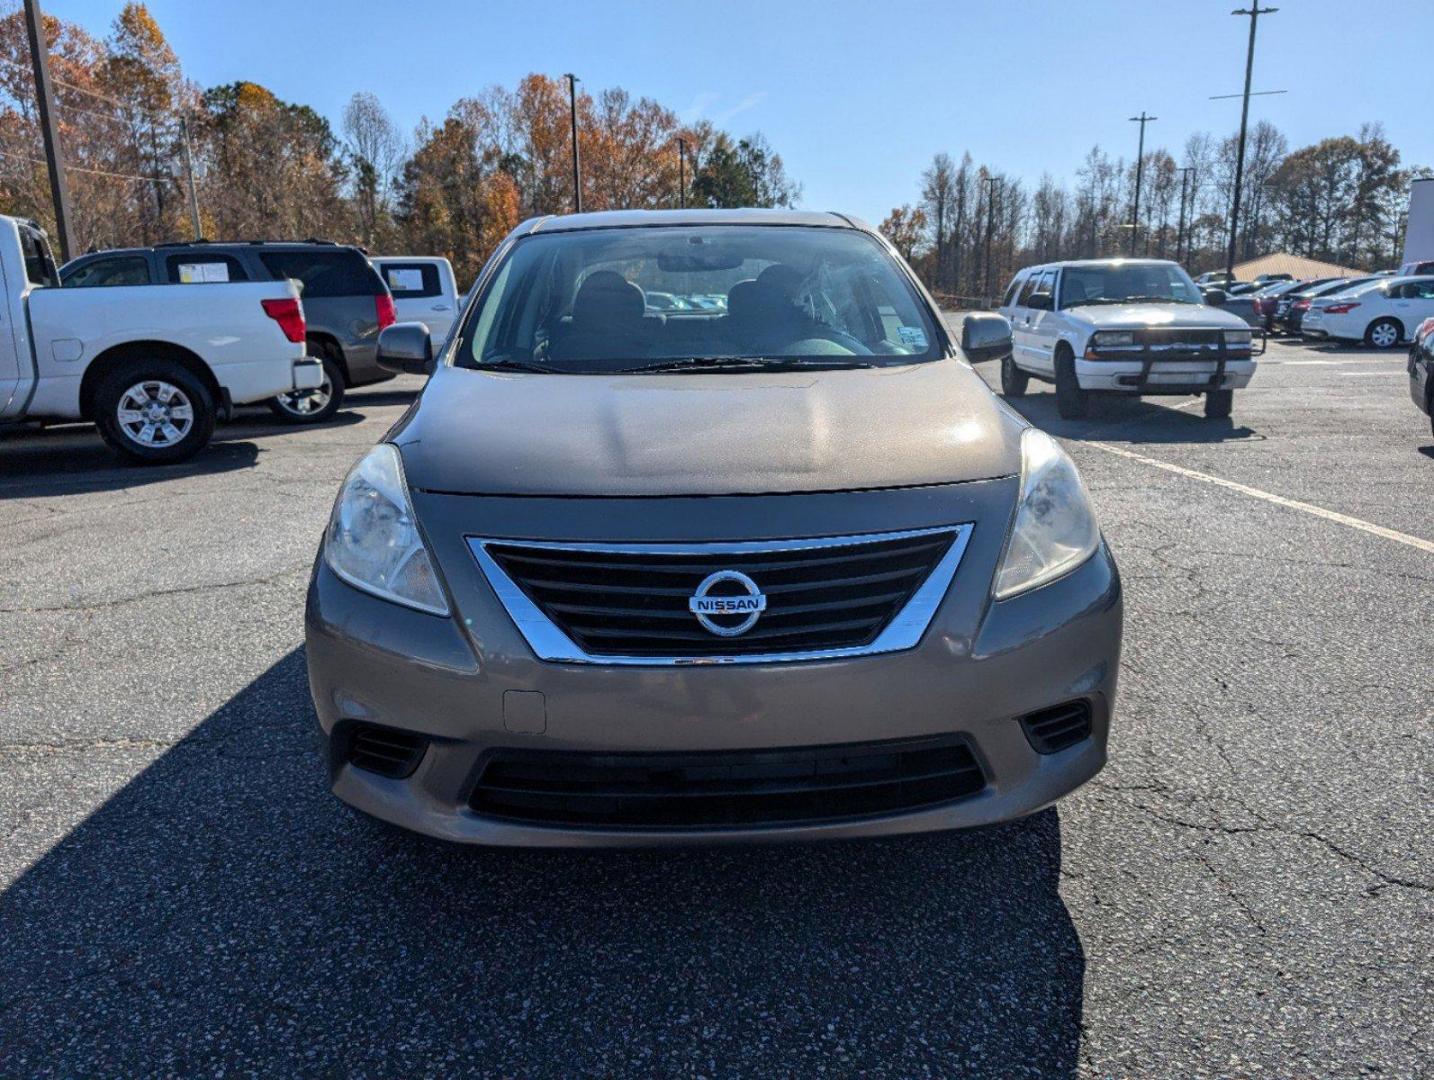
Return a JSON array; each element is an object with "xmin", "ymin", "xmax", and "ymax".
[
  {"xmin": 0, "ymin": 55, "xmax": 134, "ymax": 112},
  {"xmin": 0, "ymin": 147, "xmax": 176, "ymax": 183}
]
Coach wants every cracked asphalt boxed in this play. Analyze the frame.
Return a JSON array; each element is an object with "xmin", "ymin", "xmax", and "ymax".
[{"xmin": 1, "ymin": 337, "xmax": 1430, "ymax": 1078}]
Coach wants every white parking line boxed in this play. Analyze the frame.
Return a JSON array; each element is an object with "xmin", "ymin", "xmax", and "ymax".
[{"xmin": 1085, "ymin": 442, "xmax": 1434, "ymax": 555}]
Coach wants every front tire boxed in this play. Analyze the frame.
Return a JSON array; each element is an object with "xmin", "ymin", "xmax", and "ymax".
[
  {"xmin": 1001, "ymin": 353, "xmax": 1030, "ymax": 397},
  {"xmin": 1054, "ymin": 349, "xmax": 1088, "ymax": 419},
  {"xmin": 1365, "ymin": 318, "xmax": 1402, "ymax": 349},
  {"xmin": 269, "ymin": 353, "xmax": 343, "ymax": 424},
  {"xmin": 95, "ymin": 357, "xmax": 215, "ymax": 464},
  {"xmin": 1204, "ymin": 388, "xmax": 1233, "ymax": 419}
]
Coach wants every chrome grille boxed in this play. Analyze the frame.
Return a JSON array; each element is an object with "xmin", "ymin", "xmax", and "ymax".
[{"xmin": 469, "ymin": 526, "xmax": 972, "ymax": 665}]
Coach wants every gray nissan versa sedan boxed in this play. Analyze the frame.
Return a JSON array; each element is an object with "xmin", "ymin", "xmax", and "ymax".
[{"xmin": 304, "ymin": 209, "xmax": 1122, "ymax": 846}]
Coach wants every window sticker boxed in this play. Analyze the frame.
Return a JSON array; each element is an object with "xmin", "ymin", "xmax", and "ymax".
[
  {"xmin": 178, "ymin": 262, "xmax": 230, "ymax": 283},
  {"xmin": 898, "ymin": 325, "xmax": 928, "ymax": 348},
  {"xmin": 386, "ymin": 267, "xmax": 425, "ymax": 292}
]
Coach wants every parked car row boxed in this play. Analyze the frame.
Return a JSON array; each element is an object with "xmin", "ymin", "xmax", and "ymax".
[
  {"xmin": 1193, "ymin": 267, "xmax": 1434, "ymax": 437},
  {"xmin": 0, "ymin": 220, "xmax": 463, "ymax": 463}
]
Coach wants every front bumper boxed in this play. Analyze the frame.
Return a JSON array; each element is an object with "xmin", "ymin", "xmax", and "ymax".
[
  {"xmin": 304, "ymin": 481, "xmax": 1122, "ymax": 846},
  {"xmin": 1075, "ymin": 356, "xmax": 1256, "ymax": 394}
]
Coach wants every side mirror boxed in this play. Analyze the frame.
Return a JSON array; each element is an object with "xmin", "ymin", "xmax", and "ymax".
[
  {"xmin": 1202, "ymin": 288, "xmax": 1227, "ymax": 306},
  {"xmin": 1026, "ymin": 293, "xmax": 1053, "ymax": 311},
  {"xmin": 961, "ymin": 312, "xmax": 1013, "ymax": 363},
  {"xmin": 376, "ymin": 322, "xmax": 434, "ymax": 376}
]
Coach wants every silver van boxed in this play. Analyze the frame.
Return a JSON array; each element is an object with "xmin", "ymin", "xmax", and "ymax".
[{"xmin": 305, "ymin": 209, "xmax": 1122, "ymax": 846}]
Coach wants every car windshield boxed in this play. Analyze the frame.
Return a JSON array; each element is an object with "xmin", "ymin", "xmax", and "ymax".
[
  {"xmin": 458, "ymin": 225, "xmax": 942, "ymax": 373},
  {"xmin": 1058, "ymin": 262, "xmax": 1202, "ymax": 308}
]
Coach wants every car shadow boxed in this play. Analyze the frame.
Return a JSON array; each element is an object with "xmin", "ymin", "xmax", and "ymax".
[
  {"xmin": 0, "ymin": 648, "xmax": 1085, "ymax": 1076},
  {"xmin": 1004, "ymin": 389, "xmax": 1261, "ymax": 444},
  {"xmin": 0, "ymin": 412, "xmax": 365, "ymax": 499}
]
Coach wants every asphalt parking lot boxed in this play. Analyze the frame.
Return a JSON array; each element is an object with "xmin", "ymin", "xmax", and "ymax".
[{"xmin": 1, "ymin": 336, "xmax": 1430, "ymax": 1078}]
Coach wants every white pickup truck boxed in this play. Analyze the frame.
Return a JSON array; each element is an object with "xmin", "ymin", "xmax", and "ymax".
[{"xmin": 0, "ymin": 216, "xmax": 322, "ymax": 463}]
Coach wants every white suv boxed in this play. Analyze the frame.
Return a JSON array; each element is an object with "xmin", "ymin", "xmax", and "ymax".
[
  {"xmin": 1299, "ymin": 276, "xmax": 1434, "ymax": 348},
  {"xmin": 997, "ymin": 259, "xmax": 1258, "ymax": 419}
]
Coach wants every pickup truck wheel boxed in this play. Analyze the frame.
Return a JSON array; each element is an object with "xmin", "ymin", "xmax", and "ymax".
[
  {"xmin": 269, "ymin": 353, "xmax": 343, "ymax": 424},
  {"xmin": 1054, "ymin": 350, "xmax": 1088, "ymax": 419},
  {"xmin": 1365, "ymin": 318, "xmax": 1401, "ymax": 349},
  {"xmin": 1000, "ymin": 353, "xmax": 1030, "ymax": 397},
  {"xmin": 96, "ymin": 359, "xmax": 215, "ymax": 464},
  {"xmin": 1204, "ymin": 388, "xmax": 1234, "ymax": 419}
]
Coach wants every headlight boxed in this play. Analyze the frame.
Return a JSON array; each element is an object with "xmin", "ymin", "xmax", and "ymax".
[
  {"xmin": 1090, "ymin": 331, "xmax": 1136, "ymax": 348},
  {"xmin": 993, "ymin": 429, "xmax": 1101, "ymax": 599},
  {"xmin": 1223, "ymin": 329, "xmax": 1253, "ymax": 346},
  {"xmin": 324, "ymin": 444, "xmax": 449, "ymax": 615}
]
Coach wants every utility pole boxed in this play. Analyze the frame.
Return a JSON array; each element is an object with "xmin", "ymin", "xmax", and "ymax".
[
  {"xmin": 1175, "ymin": 166, "xmax": 1194, "ymax": 265},
  {"xmin": 1128, "ymin": 112, "xmax": 1156, "ymax": 256},
  {"xmin": 23, "ymin": 0, "xmax": 74, "ymax": 262},
  {"xmin": 564, "ymin": 73, "xmax": 582, "ymax": 214},
  {"xmin": 179, "ymin": 114, "xmax": 202, "ymax": 239},
  {"xmin": 677, "ymin": 137, "xmax": 687, "ymax": 209},
  {"xmin": 1226, "ymin": 3, "xmax": 1277, "ymax": 279},
  {"xmin": 982, "ymin": 174, "xmax": 998, "ymax": 300}
]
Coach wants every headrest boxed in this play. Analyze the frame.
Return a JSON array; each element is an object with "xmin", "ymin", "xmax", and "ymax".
[
  {"xmin": 725, "ymin": 279, "xmax": 759, "ymax": 321},
  {"xmin": 573, "ymin": 270, "xmax": 645, "ymax": 325}
]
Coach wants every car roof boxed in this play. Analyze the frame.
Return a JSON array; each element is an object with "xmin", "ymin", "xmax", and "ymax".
[
  {"xmin": 1016, "ymin": 258, "xmax": 1183, "ymax": 273},
  {"xmin": 518, "ymin": 208, "xmax": 866, "ymax": 235}
]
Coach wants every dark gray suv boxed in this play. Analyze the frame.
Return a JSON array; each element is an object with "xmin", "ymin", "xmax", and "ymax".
[{"xmin": 60, "ymin": 240, "xmax": 396, "ymax": 422}]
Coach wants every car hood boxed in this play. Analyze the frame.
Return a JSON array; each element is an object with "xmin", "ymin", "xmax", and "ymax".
[
  {"xmin": 393, "ymin": 360, "xmax": 1025, "ymax": 497},
  {"xmin": 1065, "ymin": 303, "xmax": 1252, "ymax": 330}
]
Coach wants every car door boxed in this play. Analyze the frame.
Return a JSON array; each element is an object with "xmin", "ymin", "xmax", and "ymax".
[
  {"xmin": 1008, "ymin": 271, "xmax": 1040, "ymax": 371},
  {"xmin": 1022, "ymin": 269, "xmax": 1060, "ymax": 377},
  {"xmin": 376, "ymin": 260, "xmax": 457, "ymax": 340}
]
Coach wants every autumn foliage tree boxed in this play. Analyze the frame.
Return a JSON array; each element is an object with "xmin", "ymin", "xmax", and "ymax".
[{"xmin": 0, "ymin": 3, "xmax": 801, "ymax": 286}]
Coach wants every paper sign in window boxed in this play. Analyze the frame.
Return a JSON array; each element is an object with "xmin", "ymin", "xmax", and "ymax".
[
  {"xmin": 178, "ymin": 262, "xmax": 231, "ymax": 283},
  {"xmin": 386, "ymin": 268, "xmax": 425, "ymax": 293}
]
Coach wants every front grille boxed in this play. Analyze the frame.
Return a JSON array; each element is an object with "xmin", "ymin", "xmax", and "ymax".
[
  {"xmin": 1137, "ymin": 328, "xmax": 1222, "ymax": 346},
  {"xmin": 469, "ymin": 738, "xmax": 986, "ymax": 828},
  {"xmin": 345, "ymin": 723, "xmax": 428, "ymax": 778},
  {"xmin": 479, "ymin": 529, "xmax": 960, "ymax": 659},
  {"xmin": 1019, "ymin": 701, "xmax": 1093, "ymax": 754}
]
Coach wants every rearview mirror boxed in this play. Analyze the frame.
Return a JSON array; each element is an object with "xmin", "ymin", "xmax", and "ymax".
[
  {"xmin": 1202, "ymin": 288, "xmax": 1227, "ymax": 306},
  {"xmin": 961, "ymin": 312, "xmax": 1013, "ymax": 363},
  {"xmin": 376, "ymin": 322, "xmax": 434, "ymax": 376}
]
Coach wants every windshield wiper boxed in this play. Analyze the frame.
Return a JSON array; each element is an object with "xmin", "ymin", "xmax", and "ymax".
[
  {"xmin": 479, "ymin": 359, "xmax": 571, "ymax": 374},
  {"xmin": 623, "ymin": 356, "xmax": 873, "ymax": 373}
]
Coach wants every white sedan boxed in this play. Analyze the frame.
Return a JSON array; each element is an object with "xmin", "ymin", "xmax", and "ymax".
[{"xmin": 1301, "ymin": 276, "xmax": 1434, "ymax": 348}]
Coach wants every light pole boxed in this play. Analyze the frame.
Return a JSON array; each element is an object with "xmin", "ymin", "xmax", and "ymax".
[
  {"xmin": 564, "ymin": 73, "xmax": 582, "ymax": 213},
  {"xmin": 1225, "ymin": 3, "xmax": 1277, "ymax": 279},
  {"xmin": 179, "ymin": 114, "xmax": 202, "ymax": 239},
  {"xmin": 1128, "ymin": 112, "xmax": 1156, "ymax": 256},
  {"xmin": 22, "ymin": 0, "xmax": 74, "ymax": 261},
  {"xmin": 982, "ymin": 174, "xmax": 998, "ymax": 300},
  {"xmin": 1175, "ymin": 166, "xmax": 1194, "ymax": 265},
  {"xmin": 677, "ymin": 137, "xmax": 687, "ymax": 209}
]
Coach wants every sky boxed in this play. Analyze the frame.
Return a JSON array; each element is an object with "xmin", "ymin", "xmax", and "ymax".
[{"xmin": 42, "ymin": 0, "xmax": 1434, "ymax": 225}]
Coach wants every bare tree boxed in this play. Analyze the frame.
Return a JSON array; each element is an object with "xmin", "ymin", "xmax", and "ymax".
[{"xmin": 343, "ymin": 91, "xmax": 404, "ymax": 248}]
